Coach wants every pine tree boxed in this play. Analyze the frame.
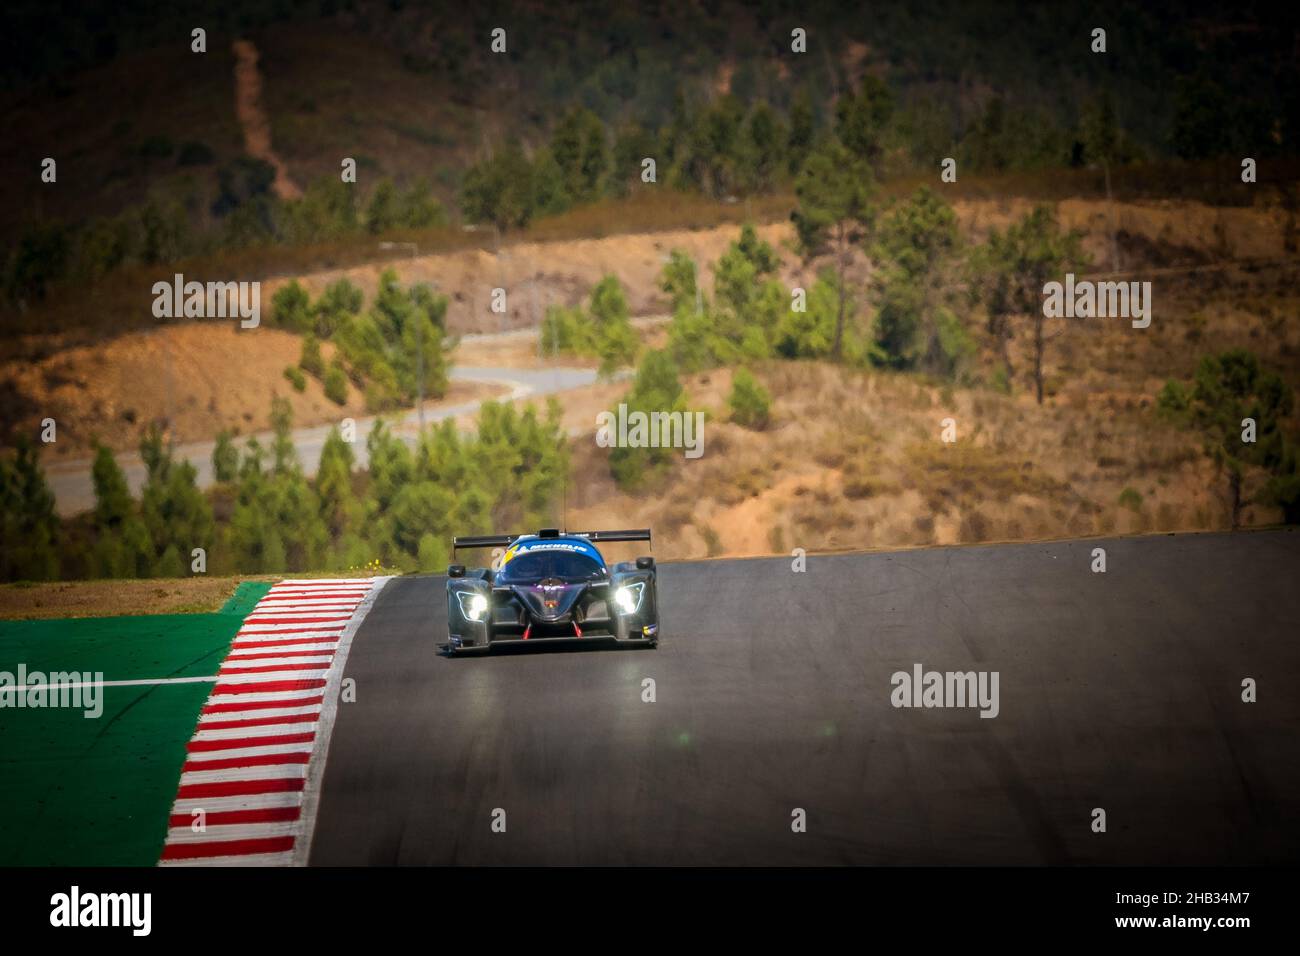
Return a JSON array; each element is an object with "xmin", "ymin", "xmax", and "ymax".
[
  {"xmin": 212, "ymin": 430, "xmax": 239, "ymax": 483},
  {"xmin": 90, "ymin": 443, "xmax": 152, "ymax": 577},
  {"xmin": 316, "ymin": 426, "xmax": 358, "ymax": 538},
  {"xmin": 728, "ymin": 368, "xmax": 772, "ymax": 429},
  {"xmin": 971, "ymin": 205, "xmax": 1086, "ymax": 403},
  {"xmin": 139, "ymin": 431, "xmax": 214, "ymax": 572},
  {"xmin": 0, "ymin": 441, "xmax": 61, "ymax": 581},
  {"xmin": 270, "ymin": 395, "xmax": 300, "ymax": 475},
  {"xmin": 871, "ymin": 187, "xmax": 973, "ymax": 378},
  {"xmin": 1158, "ymin": 350, "xmax": 1294, "ymax": 527},
  {"xmin": 608, "ymin": 351, "xmax": 690, "ymax": 489},
  {"xmin": 792, "ymin": 142, "xmax": 877, "ymax": 359}
]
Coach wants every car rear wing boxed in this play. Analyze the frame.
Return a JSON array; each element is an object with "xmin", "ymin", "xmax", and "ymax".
[
  {"xmin": 569, "ymin": 529, "xmax": 652, "ymax": 548},
  {"xmin": 452, "ymin": 534, "xmax": 520, "ymax": 553},
  {"xmin": 452, "ymin": 529, "xmax": 652, "ymax": 553}
]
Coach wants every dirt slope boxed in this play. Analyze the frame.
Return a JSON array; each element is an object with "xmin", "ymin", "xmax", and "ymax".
[{"xmin": 11, "ymin": 323, "xmax": 492, "ymax": 462}]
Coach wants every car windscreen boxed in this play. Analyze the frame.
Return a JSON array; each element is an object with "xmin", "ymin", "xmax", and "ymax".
[{"xmin": 497, "ymin": 550, "xmax": 603, "ymax": 583}]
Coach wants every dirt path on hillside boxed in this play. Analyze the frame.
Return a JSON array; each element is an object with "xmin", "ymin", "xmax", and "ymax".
[{"xmin": 232, "ymin": 38, "xmax": 301, "ymax": 200}]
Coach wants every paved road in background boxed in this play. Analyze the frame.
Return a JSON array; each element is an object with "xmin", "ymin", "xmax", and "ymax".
[
  {"xmin": 310, "ymin": 529, "xmax": 1300, "ymax": 865},
  {"xmin": 45, "ymin": 364, "xmax": 598, "ymax": 516}
]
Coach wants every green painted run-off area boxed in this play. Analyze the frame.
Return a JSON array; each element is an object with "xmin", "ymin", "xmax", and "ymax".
[{"xmin": 0, "ymin": 581, "xmax": 271, "ymax": 865}]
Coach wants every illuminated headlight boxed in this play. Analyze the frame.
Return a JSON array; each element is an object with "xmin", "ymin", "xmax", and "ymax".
[
  {"xmin": 457, "ymin": 591, "xmax": 489, "ymax": 621},
  {"xmin": 614, "ymin": 583, "xmax": 645, "ymax": 615}
]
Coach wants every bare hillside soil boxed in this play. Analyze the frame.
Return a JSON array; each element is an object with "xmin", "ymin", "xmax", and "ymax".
[
  {"xmin": 8, "ymin": 324, "xmax": 498, "ymax": 462},
  {"xmin": 3, "ymin": 196, "xmax": 1295, "ymax": 513}
]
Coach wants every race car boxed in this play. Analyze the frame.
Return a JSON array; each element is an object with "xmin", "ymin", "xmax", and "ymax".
[{"xmin": 443, "ymin": 528, "xmax": 659, "ymax": 654}]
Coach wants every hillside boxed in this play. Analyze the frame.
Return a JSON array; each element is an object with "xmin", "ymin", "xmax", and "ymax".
[
  {"xmin": 6, "ymin": 194, "xmax": 1293, "ymax": 461},
  {"xmin": 2, "ymin": 1, "xmax": 1298, "ymax": 586},
  {"xmin": 5, "ymin": 0, "xmax": 1297, "ymax": 319}
]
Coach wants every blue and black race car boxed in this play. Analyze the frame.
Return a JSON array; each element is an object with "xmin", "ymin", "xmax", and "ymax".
[{"xmin": 443, "ymin": 529, "xmax": 659, "ymax": 654}]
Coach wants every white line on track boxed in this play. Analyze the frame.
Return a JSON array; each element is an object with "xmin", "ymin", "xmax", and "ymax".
[{"xmin": 0, "ymin": 676, "xmax": 218, "ymax": 693}]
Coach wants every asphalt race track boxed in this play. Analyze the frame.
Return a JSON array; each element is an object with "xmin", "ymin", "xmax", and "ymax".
[{"xmin": 310, "ymin": 529, "xmax": 1300, "ymax": 865}]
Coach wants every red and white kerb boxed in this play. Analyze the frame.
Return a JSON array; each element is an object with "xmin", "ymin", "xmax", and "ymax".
[{"xmin": 158, "ymin": 577, "xmax": 385, "ymax": 866}]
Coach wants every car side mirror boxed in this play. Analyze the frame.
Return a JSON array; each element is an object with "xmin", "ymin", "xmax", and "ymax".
[
  {"xmin": 635, "ymin": 556, "xmax": 655, "ymax": 570},
  {"xmin": 448, "ymin": 564, "xmax": 466, "ymax": 578}
]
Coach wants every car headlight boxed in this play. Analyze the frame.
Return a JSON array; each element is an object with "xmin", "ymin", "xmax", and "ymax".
[
  {"xmin": 456, "ymin": 591, "xmax": 489, "ymax": 621},
  {"xmin": 614, "ymin": 582, "xmax": 645, "ymax": 614}
]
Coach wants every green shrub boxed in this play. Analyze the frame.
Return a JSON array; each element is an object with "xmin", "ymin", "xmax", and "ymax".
[
  {"xmin": 1156, "ymin": 378, "xmax": 1190, "ymax": 416},
  {"xmin": 300, "ymin": 334, "xmax": 324, "ymax": 377},
  {"xmin": 138, "ymin": 426, "xmax": 214, "ymax": 570},
  {"xmin": 314, "ymin": 278, "xmax": 364, "ymax": 336},
  {"xmin": 401, "ymin": 180, "xmax": 448, "ymax": 229},
  {"xmin": 154, "ymin": 543, "xmax": 185, "ymax": 577},
  {"xmin": 540, "ymin": 304, "xmax": 588, "ymax": 354},
  {"xmin": 417, "ymin": 532, "xmax": 446, "ymax": 572},
  {"xmin": 316, "ymin": 427, "xmax": 359, "ymax": 538},
  {"xmin": 538, "ymin": 275, "xmax": 638, "ymax": 375},
  {"xmin": 608, "ymin": 350, "xmax": 689, "ymax": 489},
  {"xmin": 728, "ymin": 368, "xmax": 772, "ymax": 429},
  {"xmin": 664, "ymin": 227, "xmax": 789, "ymax": 372},
  {"xmin": 363, "ymin": 359, "xmax": 403, "ymax": 412},
  {"xmin": 324, "ymin": 361, "xmax": 349, "ymax": 405},
  {"xmin": 89, "ymin": 443, "xmax": 152, "ymax": 578},
  {"xmin": 283, "ymin": 366, "xmax": 307, "ymax": 392},
  {"xmin": 270, "ymin": 281, "xmax": 312, "ymax": 333},
  {"xmin": 460, "ymin": 141, "xmax": 544, "ymax": 233},
  {"xmin": 658, "ymin": 249, "xmax": 698, "ymax": 312},
  {"xmin": 365, "ymin": 178, "xmax": 401, "ymax": 234},
  {"xmin": 212, "ymin": 430, "xmax": 239, "ymax": 483}
]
